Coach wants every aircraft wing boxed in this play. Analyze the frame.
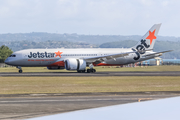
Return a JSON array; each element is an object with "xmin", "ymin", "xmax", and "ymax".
[
  {"xmin": 27, "ymin": 96, "xmax": 180, "ymax": 120},
  {"xmin": 142, "ymin": 50, "xmax": 173, "ymax": 57},
  {"xmin": 84, "ymin": 49, "xmax": 153, "ymax": 63},
  {"xmin": 83, "ymin": 51, "xmax": 133, "ymax": 63}
]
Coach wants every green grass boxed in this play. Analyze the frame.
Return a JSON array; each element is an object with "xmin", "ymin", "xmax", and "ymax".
[
  {"xmin": 0, "ymin": 66, "xmax": 180, "ymax": 72},
  {"xmin": 0, "ymin": 76, "xmax": 180, "ymax": 94},
  {"xmin": 1, "ymin": 66, "xmax": 180, "ymax": 94}
]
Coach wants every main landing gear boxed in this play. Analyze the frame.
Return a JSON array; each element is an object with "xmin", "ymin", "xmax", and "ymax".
[
  {"xmin": 16, "ymin": 66, "xmax": 23, "ymax": 73},
  {"xmin": 77, "ymin": 64, "xmax": 96, "ymax": 73},
  {"xmin": 87, "ymin": 63, "xmax": 96, "ymax": 73},
  {"xmin": 87, "ymin": 69, "xmax": 96, "ymax": 73},
  {"xmin": 77, "ymin": 69, "xmax": 96, "ymax": 73}
]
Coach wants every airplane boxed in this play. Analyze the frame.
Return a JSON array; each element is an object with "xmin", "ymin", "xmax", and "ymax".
[{"xmin": 5, "ymin": 23, "xmax": 172, "ymax": 73}]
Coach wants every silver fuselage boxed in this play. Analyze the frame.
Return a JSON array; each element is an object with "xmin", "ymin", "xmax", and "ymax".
[{"xmin": 5, "ymin": 48, "xmax": 157, "ymax": 67}]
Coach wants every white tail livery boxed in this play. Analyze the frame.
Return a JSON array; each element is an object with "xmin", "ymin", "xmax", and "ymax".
[
  {"xmin": 5, "ymin": 24, "xmax": 172, "ymax": 73},
  {"xmin": 133, "ymin": 23, "xmax": 161, "ymax": 50}
]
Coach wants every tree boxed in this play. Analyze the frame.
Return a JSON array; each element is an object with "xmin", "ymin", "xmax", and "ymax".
[{"xmin": 0, "ymin": 45, "xmax": 13, "ymax": 63}]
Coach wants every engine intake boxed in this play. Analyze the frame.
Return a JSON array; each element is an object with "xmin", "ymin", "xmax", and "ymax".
[{"xmin": 65, "ymin": 59, "xmax": 86, "ymax": 70}]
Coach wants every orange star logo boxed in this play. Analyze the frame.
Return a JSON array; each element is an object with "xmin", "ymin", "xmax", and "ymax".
[
  {"xmin": 146, "ymin": 30, "xmax": 156, "ymax": 45},
  {"xmin": 55, "ymin": 51, "xmax": 63, "ymax": 58}
]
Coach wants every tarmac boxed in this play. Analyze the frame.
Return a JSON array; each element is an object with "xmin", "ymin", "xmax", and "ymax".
[
  {"xmin": 0, "ymin": 92, "xmax": 179, "ymax": 120},
  {"xmin": 1, "ymin": 71, "xmax": 180, "ymax": 119},
  {"xmin": 1, "ymin": 71, "xmax": 180, "ymax": 77}
]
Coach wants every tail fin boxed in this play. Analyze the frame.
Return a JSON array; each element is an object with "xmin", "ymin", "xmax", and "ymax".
[{"xmin": 132, "ymin": 23, "xmax": 161, "ymax": 51}]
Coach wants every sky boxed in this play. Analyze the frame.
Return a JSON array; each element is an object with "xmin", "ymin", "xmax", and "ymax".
[{"xmin": 0, "ymin": 0, "xmax": 180, "ymax": 37}]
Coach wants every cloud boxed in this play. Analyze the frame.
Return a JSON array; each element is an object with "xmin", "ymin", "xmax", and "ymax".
[{"xmin": 0, "ymin": 0, "xmax": 180, "ymax": 37}]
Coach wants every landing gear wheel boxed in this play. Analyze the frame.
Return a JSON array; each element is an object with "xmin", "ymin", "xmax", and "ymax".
[
  {"xmin": 87, "ymin": 69, "xmax": 96, "ymax": 73},
  {"xmin": 77, "ymin": 70, "xmax": 86, "ymax": 73},
  {"xmin": 87, "ymin": 69, "xmax": 91, "ymax": 73},
  {"xmin": 17, "ymin": 66, "xmax": 22, "ymax": 73},
  {"xmin": 19, "ymin": 70, "xmax": 23, "ymax": 73},
  {"xmin": 77, "ymin": 70, "xmax": 81, "ymax": 73}
]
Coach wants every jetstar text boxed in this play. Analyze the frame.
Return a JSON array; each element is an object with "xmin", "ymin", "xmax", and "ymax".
[
  {"xmin": 28, "ymin": 52, "xmax": 55, "ymax": 58},
  {"xmin": 133, "ymin": 39, "xmax": 150, "ymax": 60}
]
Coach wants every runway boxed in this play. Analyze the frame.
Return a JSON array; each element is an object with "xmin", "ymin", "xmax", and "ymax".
[
  {"xmin": 1, "ymin": 71, "xmax": 180, "ymax": 119},
  {"xmin": 1, "ymin": 71, "xmax": 180, "ymax": 76},
  {"xmin": 0, "ymin": 92, "xmax": 179, "ymax": 120}
]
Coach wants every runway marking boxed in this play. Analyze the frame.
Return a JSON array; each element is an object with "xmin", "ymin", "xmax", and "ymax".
[
  {"xmin": 0, "ymin": 98, "xmax": 142, "ymax": 103},
  {"xmin": 138, "ymin": 98, "xmax": 152, "ymax": 102}
]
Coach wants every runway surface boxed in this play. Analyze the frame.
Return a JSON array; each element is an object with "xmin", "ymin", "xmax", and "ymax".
[
  {"xmin": 0, "ymin": 92, "xmax": 179, "ymax": 120},
  {"xmin": 1, "ymin": 71, "xmax": 180, "ymax": 76}
]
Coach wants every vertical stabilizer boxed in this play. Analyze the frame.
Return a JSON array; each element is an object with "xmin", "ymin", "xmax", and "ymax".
[{"xmin": 132, "ymin": 23, "xmax": 161, "ymax": 51}]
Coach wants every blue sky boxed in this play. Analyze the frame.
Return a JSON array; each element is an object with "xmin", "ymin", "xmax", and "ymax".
[{"xmin": 0, "ymin": 0, "xmax": 179, "ymax": 36}]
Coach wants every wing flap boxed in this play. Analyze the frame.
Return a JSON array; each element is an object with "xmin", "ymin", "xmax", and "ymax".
[
  {"xmin": 84, "ymin": 52, "xmax": 133, "ymax": 63},
  {"xmin": 105, "ymin": 53, "xmax": 129, "ymax": 60}
]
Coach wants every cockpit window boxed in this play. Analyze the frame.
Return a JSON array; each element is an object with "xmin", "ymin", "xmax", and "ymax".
[{"xmin": 9, "ymin": 54, "xmax": 16, "ymax": 57}]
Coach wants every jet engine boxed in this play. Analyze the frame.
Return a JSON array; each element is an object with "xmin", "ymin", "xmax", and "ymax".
[{"xmin": 65, "ymin": 59, "xmax": 86, "ymax": 71}]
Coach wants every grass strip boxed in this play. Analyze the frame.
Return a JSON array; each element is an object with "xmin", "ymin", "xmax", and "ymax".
[{"xmin": 0, "ymin": 76, "xmax": 180, "ymax": 94}]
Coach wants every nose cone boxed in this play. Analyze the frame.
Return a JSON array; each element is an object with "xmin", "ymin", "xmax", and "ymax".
[{"xmin": 4, "ymin": 58, "xmax": 9, "ymax": 64}]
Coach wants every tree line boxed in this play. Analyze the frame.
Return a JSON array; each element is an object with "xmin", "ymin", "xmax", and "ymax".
[
  {"xmin": 0, "ymin": 39, "xmax": 180, "ymax": 63},
  {"xmin": 0, "ymin": 45, "xmax": 13, "ymax": 63}
]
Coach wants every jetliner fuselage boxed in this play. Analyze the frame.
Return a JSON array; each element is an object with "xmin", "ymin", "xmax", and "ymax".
[{"xmin": 5, "ymin": 48, "xmax": 157, "ymax": 67}]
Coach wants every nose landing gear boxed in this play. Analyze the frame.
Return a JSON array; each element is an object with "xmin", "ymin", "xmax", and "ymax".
[
  {"xmin": 19, "ymin": 69, "xmax": 23, "ymax": 73},
  {"xmin": 16, "ymin": 66, "xmax": 23, "ymax": 73}
]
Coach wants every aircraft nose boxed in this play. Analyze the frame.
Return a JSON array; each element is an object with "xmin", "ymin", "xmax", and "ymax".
[{"xmin": 4, "ymin": 59, "xmax": 9, "ymax": 64}]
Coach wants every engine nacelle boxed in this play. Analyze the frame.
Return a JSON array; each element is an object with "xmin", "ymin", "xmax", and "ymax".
[
  {"xmin": 47, "ymin": 66, "xmax": 65, "ymax": 70},
  {"xmin": 65, "ymin": 59, "xmax": 86, "ymax": 70}
]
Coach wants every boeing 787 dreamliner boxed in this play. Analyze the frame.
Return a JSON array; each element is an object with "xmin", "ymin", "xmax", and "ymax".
[{"xmin": 5, "ymin": 24, "xmax": 172, "ymax": 73}]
